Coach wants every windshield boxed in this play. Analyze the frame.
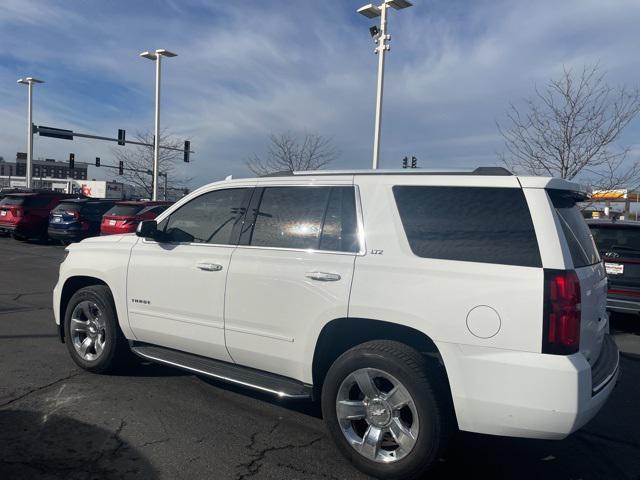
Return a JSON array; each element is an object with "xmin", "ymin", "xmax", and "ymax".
[
  {"xmin": 590, "ymin": 225, "xmax": 640, "ymax": 254},
  {"xmin": 104, "ymin": 204, "xmax": 144, "ymax": 217}
]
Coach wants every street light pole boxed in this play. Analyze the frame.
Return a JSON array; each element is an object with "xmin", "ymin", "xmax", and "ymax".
[
  {"xmin": 17, "ymin": 77, "xmax": 44, "ymax": 189},
  {"xmin": 372, "ymin": 4, "xmax": 387, "ymax": 170},
  {"xmin": 140, "ymin": 49, "xmax": 177, "ymax": 201},
  {"xmin": 357, "ymin": 0, "xmax": 412, "ymax": 169}
]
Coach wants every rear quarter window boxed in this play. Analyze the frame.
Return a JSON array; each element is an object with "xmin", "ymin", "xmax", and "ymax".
[
  {"xmin": 393, "ymin": 186, "xmax": 542, "ymax": 267},
  {"xmin": 548, "ymin": 190, "xmax": 600, "ymax": 268}
]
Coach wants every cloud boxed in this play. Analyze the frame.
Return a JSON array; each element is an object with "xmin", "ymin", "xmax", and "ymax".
[{"xmin": 1, "ymin": 0, "xmax": 640, "ymax": 186}]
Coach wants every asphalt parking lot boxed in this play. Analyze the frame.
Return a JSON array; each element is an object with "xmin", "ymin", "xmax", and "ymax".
[{"xmin": 1, "ymin": 236, "xmax": 639, "ymax": 480}]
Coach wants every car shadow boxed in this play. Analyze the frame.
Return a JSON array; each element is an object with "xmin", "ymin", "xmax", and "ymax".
[
  {"xmin": 110, "ymin": 359, "xmax": 190, "ymax": 378},
  {"xmin": 0, "ymin": 409, "xmax": 157, "ymax": 480},
  {"xmin": 611, "ymin": 312, "xmax": 640, "ymax": 335}
]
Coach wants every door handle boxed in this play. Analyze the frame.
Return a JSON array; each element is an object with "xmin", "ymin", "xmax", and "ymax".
[
  {"xmin": 196, "ymin": 262, "xmax": 223, "ymax": 272},
  {"xmin": 306, "ymin": 271, "xmax": 341, "ymax": 282}
]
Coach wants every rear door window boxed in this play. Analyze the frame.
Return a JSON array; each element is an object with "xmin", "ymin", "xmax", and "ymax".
[
  {"xmin": 247, "ymin": 186, "xmax": 359, "ymax": 253},
  {"xmin": 393, "ymin": 186, "xmax": 542, "ymax": 267},
  {"xmin": 548, "ymin": 190, "xmax": 600, "ymax": 268}
]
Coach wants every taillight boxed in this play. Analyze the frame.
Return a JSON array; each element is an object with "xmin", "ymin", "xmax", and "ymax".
[
  {"xmin": 11, "ymin": 207, "xmax": 23, "ymax": 218},
  {"xmin": 543, "ymin": 269, "xmax": 581, "ymax": 355}
]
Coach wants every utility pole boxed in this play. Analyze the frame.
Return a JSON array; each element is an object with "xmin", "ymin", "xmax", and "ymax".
[{"xmin": 17, "ymin": 77, "xmax": 44, "ymax": 188}]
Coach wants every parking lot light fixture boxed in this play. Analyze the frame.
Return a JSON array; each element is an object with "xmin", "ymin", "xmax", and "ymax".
[
  {"xmin": 357, "ymin": 0, "xmax": 413, "ymax": 170},
  {"xmin": 17, "ymin": 77, "xmax": 44, "ymax": 189},
  {"xmin": 139, "ymin": 49, "xmax": 177, "ymax": 201}
]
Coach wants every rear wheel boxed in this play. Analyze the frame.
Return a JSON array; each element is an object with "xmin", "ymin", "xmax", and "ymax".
[
  {"xmin": 321, "ymin": 340, "xmax": 454, "ymax": 480},
  {"xmin": 12, "ymin": 232, "xmax": 27, "ymax": 241},
  {"xmin": 64, "ymin": 285, "xmax": 131, "ymax": 373}
]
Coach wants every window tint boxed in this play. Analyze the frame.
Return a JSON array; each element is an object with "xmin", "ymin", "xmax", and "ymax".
[
  {"xmin": 53, "ymin": 202, "xmax": 81, "ymax": 214},
  {"xmin": 0, "ymin": 196, "xmax": 25, "ymax": 207},
  {"xmin": 249, "ymin": 186, "xmax": 358, "ymax": 252},
  {"xmin": 319, "ymin": 187, "xmax": 359, "ymax": 253},
  {"xmin": 590, "ymin": 225, "xmax": 640, "ymax": 254},
  {"xmin": 393, "ymin": 186, "xmax": 542, "ymax": 267},
  {"xmin": 105, "ymin": 204, "xmax": 144, "ymax": 217},
  {"xmin": 160, "ymin": 188, "xmax": 247, "ymax": 244},
  {"xmin": 549, "ymin": 190, "xmax": 600, "ymax": 267}
]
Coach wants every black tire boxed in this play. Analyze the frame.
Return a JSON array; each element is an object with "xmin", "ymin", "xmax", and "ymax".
[
  {"xmin": 12, "ymin": 232, "xmax": 27, "ymax": 241},
  {"xmin": 63, "ymin": 285, "xmax": 131, "ymax": 373},
  {"xmin": 321, "ymin": 340, "xmax": 454, "ymax": 480}
]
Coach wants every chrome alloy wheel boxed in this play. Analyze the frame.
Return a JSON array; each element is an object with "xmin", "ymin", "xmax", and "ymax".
[
  {"xmin": 70, "ymin": 300, "xmax": 106, "ymax": 361},
  {"xmin": 336, "ymin": 368, "xmax": 419, "ymax": 463}
]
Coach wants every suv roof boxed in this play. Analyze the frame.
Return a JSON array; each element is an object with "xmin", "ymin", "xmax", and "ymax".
[{"xmin": 59, "ymin": 198, "xmax": 112, "ymax": 204}]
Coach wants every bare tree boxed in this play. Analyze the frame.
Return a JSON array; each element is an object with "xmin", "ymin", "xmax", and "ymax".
[
  {"xmin": 498, "ymin": 65, "xmax": 640, "ymax": 191},
  {"xmin": 110, "ymin": 130, "xmax": 191, "ymax": 198},
  {"xmin": 246, "ymin": 132, "xmax": 338, "ymax": 176}
]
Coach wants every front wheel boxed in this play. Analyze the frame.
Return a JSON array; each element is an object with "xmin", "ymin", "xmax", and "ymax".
[
  {"xmin": 63, "ymin": 285, "xmax": 131, "ymax": 373},
  {"xmin": 321, "ymin": 340, "xmax": 454, "ymax": 480}
]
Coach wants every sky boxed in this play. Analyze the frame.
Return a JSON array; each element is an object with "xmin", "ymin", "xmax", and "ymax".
[{"xmin": 1, "ymin": 0, "xmax": 640, "ymax": 189}]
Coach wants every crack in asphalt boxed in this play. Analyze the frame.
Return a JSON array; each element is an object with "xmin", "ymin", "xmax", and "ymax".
[
  {"xmin": 275, "ymin": 462, "xmax": 344, "ymax": 480},
  {"xmin": 0, "ymin": 370, "xmax": 83, "ymax": 409},
  {"xmin": 140, "ymin": 437, "xmax": 170, "ymax": 448},
  {"xmin": 235, "ymin": 422, "xmax": 324, "ymax": 480}
]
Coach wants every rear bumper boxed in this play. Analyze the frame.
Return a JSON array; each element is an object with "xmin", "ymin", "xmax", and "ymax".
[
  {"xmin": 0, "ymin": 223, "xmax": 17, "ymax": 233},
  {"xmin": 437, "ymin": 337, "xmax": 619, "ymax": 440},
  {"xmin": 47, "ymin": 227, "xmax": 83, "ymax": 240}
]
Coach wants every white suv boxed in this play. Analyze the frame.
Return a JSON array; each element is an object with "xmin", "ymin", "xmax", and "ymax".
[{"xmin": 53, "ymin": 168, "xmax": 619, "ymax": 480}]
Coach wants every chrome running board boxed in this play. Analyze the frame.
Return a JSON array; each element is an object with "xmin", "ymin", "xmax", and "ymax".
[{"xmin": 130, "ymin": 342, "xmax": 313, "ymax": 399}]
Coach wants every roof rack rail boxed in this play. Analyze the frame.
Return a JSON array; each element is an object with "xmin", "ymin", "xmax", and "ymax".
[
  {"xmin": 290, "ymin": 166, "xmax": 513, "ymax": 176},
  {"xmin": 260, "ymin": 170, "xmax": 295, "ymax": 177}
]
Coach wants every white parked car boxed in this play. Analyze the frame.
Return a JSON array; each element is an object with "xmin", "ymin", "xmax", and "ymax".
[{"xmin": 53, "ymin": 168, "xmax": 619, "ymax": 480}]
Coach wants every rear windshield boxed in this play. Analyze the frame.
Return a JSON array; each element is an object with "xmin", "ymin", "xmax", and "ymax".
[
  {"xmin": 105, "ymin": 204, "xmax": 144, "ymax": 217},
  {"xmin": 589, "ymin": 225, "xmax": 640, "ymax": 255},
  {"xmin": 53, "ymin": 202, "xmax": 82, "ymax": 214},
  {"xmin": 0, "ymin": 195, "xmax": 52, "ymax": 208},
  {"xmin": 548, "ymin": 190, "xmax": 600, "ymax": 267},
  {"xmin": 0, "ymin": 196, "xmax": 25, "ymax": 206},
  {"xmin": 393, "ymin": 186, "xmax": 542, "ymax": 267}
]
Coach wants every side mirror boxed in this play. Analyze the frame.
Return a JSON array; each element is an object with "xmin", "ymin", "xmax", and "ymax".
[{"xmin": 136, "ymin": 220, "xmax": 158, "ymax": 239}]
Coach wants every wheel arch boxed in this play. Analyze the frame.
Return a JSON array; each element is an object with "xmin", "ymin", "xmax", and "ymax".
[
  {"xmin": 312, "ymin": 317, "xmax": 444, "ymax": 390},
  {"xmin": 58, "ymin": 276, "xmax": 109, "ymax": 342}
]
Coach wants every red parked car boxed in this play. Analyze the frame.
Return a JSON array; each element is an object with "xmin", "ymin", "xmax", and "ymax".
[
  {"xmin": 0, "ymin": 191, "xmax": 78, "ymax": 241},
  {"xmin": 100, "ymin": 201, "xmax": 173, "ymax": 235}
]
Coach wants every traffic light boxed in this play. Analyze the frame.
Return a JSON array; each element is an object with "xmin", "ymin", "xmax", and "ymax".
[
  {"xmin": 117, "ymin": 129, "xmax": 126, "ymax": 146},
  {"xmin": 69, "ymin": 153, "xmax": 75, "ymax": 170},
  {"xmin": 183, "ymin": 140, "xmax": 190, "ymax": 163},
  {"xmin": 402, "ymin": 156, "xmax": 408, "ymax": 168},
  {"xmin": 95, "ymin": 157, "xmax": 100, "ymax": 167},
  {"xmin": 411, "ymin": 156, "xmax": 417, "ymax": 168},
  {"xmin": 118, "ymin": 160, "xmax": 124, "ymax": 175}
]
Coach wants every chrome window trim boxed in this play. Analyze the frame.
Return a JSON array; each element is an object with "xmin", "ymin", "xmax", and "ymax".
[{"xmin": 142, "ymin": 183, "xmax": 366, "ymax": 255}]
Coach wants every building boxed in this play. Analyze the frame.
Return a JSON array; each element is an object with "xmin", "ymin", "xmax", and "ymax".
[
  {"xmin": 13, "ymin": 152, "xmax": 88, "ymax": 180},
  {"xmin": 1, "ymin": 153, "xmax": 88, "ymax": 191}
]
